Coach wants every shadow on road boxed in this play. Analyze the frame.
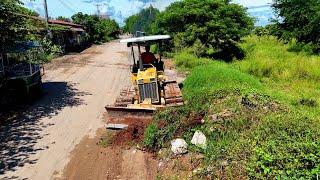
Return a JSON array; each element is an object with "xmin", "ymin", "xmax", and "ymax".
[{"xmin": 0, "ymin": 82, "xmax": 91, "ymax": 176}]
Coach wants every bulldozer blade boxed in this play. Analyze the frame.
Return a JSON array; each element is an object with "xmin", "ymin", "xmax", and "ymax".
[
  {"xmin": 105, "ymin": 105, "xmax": 156, "ymax": 113},
  {"xmin": 105, "ymin": 105, "xmax": 156, "ymax": 123}
]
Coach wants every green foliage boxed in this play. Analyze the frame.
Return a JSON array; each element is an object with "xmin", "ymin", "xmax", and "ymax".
[
  {"xmin": 56, "ymin": 16, "xmax": 71, "ymax": 22},
  {"xmin": 153, "ymin": 0, "xmax": 254, "ymax": 60},
  {"xmin": 235, "ymin": 35, "xmax": 320, "ymax": 82},
  {"xmin": 247, "ymin": 112, "xmax": 320, "ymax": 178},
  {"xmin": 0, "ymin": 0, "xmax": 45, "ymax": 52},
  {"xmin": 143, "ymin": 123, "xmax": 159, "ymax": 149},
  {"xmin": 39, "ymin": 38, "xmax": 62, "ymax": 62},
  {"xmin": 272, "ymin": 0, "xmax": 320, "ymax": 53},
  {"xmin": 173, "ymin": 52, "xmax": 212, "ymax": 72},
  {"xmin": 72, "ymin": 12, "xmax": 120, "ymax": 44},
  {"xmin": 10, "ymin": 39, "xmax": 62, "ymax": 65},
  {"xmin": 124, "ymin": 6, "xmax": 160, "ymax": 35},
  {"xmin": 98, "ymin": 131, "xmax": 114, "ymax": 148}
]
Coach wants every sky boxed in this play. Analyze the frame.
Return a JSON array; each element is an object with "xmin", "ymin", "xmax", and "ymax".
[{"xmin": 22, "ymin": 0, "xmax": 274, "ymax": 26}]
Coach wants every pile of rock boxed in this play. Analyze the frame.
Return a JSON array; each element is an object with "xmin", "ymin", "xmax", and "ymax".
[{"xmin": 171, "ymin": 131, "xmax": 207, "ymax": 155}]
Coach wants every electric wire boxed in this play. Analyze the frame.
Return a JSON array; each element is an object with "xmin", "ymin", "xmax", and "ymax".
[{"xmin": 57, "ymin": 0, "xmax": 76, "ymax": 13}]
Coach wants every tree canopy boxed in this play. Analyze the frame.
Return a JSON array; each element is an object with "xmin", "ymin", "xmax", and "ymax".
[
  {"xmin": 123, "ymin": 6, "xmax": 160, "ymax": 35},
  {"xmin": 272, "ymin": 0, "xmax": 320, "ymax": 53},
  {"xmin": 72, "ymin": 13, "xmax": 120, "ymax": 43},
  {"xmin": 56, "ymin": 16, "xmax": 71, "ymax": 22},
  {"xmin": 0, "ymin": 0, "xmax": 45, "ymax": 52},
  {"xmin": 152, "ymin": 0, "xmax": 254, "ymax": 60}
]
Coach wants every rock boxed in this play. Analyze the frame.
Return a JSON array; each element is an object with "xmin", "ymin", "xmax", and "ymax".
[
  {"xmin": 171, "ymin": 139, "xmax": 188, "ymax": 155},
  {"xmin": 193, "ymin": 167, "xmax": 203, "ymax": 175},
  {"xmin": 158, "ymin": 161, "xmax": 163, "ymax": 168},
  {"xmin": 191, "ymin": 131, "xmax": 207, "ymax": 149},
  {"xmin": 220, "ymin": 160, "xmax": 228, "ymax": 166},
  {"xmin": 209, "ymin": 114, "xmax": 218, "ymax": 122}
]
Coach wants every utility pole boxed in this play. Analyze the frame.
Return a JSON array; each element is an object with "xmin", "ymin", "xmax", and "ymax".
[
  {"xmin": 95, "ymin": 4, "xmax": 102, "ymax": 17},
  {"xmin": 43, "ymin": 0, "xmax": 52, "ymax": 38},
  {"xmin": 43, "ymin": 0, "xmax": 49, "ymax": 24}
]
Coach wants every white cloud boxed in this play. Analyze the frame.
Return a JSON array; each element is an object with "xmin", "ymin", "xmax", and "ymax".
[{"xmin": 233, "ymin": 0, "xmax": 272, "ymax": 7}]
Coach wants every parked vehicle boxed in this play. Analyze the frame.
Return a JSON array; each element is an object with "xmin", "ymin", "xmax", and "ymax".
[{"xmin": 1, "ymin": 41, "xmax": 44, "ymax": 96}]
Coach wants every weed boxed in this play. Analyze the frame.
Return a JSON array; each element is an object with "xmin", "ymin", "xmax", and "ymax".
[{"xmin": 97, "ymin": 131, "xmax": 113, "ymax": 148}]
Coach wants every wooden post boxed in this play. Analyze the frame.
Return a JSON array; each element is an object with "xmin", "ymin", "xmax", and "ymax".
[
  {"xmin": 158, "ymin": 41, "xmax": 162, "ymax": 62},
  {"xmin": 131, "ymin": 46, "xmax": 136, "ymax": 65}
]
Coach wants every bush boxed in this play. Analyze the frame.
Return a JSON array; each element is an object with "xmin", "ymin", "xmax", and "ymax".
[
  {"xmin": 272, "ymin": 0, "xmax": 320, "ymax": 54},
  {"xmin": 72, "ymin": 13, "xmax": 120, "ymax": 44}
]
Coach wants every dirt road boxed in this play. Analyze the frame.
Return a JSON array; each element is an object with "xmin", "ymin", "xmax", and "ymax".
[{"xmin": 0, "ymin": 40, "xmax": 132, "ymax": 179}]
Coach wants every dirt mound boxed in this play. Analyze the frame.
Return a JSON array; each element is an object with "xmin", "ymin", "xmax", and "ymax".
[{"xmin": 109, "ymin": 117, "xmax": 152, "ymax": 146}]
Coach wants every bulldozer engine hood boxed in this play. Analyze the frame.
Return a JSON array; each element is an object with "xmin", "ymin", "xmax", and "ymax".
[{"xmin": 137, "ymin": 67, "xmax": 157, "ymax": 84}]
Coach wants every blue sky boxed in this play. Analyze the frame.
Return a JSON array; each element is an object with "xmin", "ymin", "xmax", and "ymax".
[{"xmin": 23, "ymin": 0, "xmax": 274, "ymax": 26}]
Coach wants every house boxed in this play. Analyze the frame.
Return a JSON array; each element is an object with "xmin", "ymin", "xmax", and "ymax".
[{"xmin": 48, "ymin": 20, "xmax": 88, "ymax": 53}]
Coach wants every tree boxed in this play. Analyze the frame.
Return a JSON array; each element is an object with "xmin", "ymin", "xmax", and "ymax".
[
  {"xmin": 0, "ymin": 0, "xmax": 60, "ymax": 64},
  {"xmin": 72, "ymin": 12, "xmax": 120, "ymax": 43},
  {"xmin": 124, "ymin": 6, "xmax": 160, "ymax": 35},
  {"xmin": 272, "ymin": 0, "xmax": 320, "ymax": 53},
  {"xmin": 0, "ymin": 0, "xmax": 42, "ymax": 52},
  {"xmin": 153, "ymin": 0, "xmax": 254, "ymax": 60},
  {"xmin": 56, "ymin": 16, "xmax": 71, "ymax": 22}
]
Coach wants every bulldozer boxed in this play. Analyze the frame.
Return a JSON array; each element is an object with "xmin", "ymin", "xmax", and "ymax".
[{"xmin": 105, "ymin": 35, "xmax": 183, "ymax": 116}]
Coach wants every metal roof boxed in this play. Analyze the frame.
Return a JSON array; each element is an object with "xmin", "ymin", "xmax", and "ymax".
[
  {"xmin": 120, "ymin": 35, "xmax": 171, "ymax": 44},
  {"xmin": 3, "ymin": 41, "xmax": 41, "ymax": 53},
  {"xmin": 48, "ymin": 20, "xmax": 83, "ymax": 28}
]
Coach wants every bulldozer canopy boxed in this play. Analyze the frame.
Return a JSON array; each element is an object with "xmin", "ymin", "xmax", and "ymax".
[{"xmin": 120, "ymin": 35, "xmax": 171, "ymax": 47}]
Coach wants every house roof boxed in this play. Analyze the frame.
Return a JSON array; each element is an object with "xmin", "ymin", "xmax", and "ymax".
[{"xmin": 48, "ymin": 20, "xmax": 83, "ymax": 28}]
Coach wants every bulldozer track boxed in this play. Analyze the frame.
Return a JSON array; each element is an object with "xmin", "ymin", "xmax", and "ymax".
[
  {"xmin": 114, "ymin": 86, "xmax": 135, "ymax": 107},
  {"xmin": 164, "ymin": 83, "xmax": 184, "ymax": 106}
]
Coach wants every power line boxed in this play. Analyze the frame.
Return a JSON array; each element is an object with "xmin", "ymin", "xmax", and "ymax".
[
  {"xmin": 95, "ymin": 4, "xmax": 103, "ymax": 16},
  {"xmin": 63, "ymin": 0, "xmax": 80, "ymax": 13},
  {"xmin": 57, "ymin": 0, "xmax": 76, "ymax": 14}
]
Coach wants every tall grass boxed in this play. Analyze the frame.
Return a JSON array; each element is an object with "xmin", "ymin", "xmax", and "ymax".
[
  {"xmin": 235, "ymin": 35, "xmax": 320, "ymax": 81},
  {"xmin": 173, "ymin": 51, "xmax": 211, "ymax": 72},
  {"xmin": 235, "ymin": 35, "xmax": 320, "ymax": 108}
]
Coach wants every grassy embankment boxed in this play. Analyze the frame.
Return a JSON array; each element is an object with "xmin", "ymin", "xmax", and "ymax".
[{"xmin": 144, "ymin": 35, "xmax": 320, "ymax": 178}]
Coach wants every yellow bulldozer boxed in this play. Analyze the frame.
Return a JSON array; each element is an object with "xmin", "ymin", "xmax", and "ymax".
[{"xmin": 105, "ymin": 35, "xmax": 183, "ymax": 115}]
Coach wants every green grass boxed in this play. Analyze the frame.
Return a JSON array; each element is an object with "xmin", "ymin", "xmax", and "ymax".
[
  {"xmin": 144, "ymin": 35, "xmax": 320, "ymax": 179},
  {"xmin": 98, "ymin": 131, "xmax": 113, "ymax": 148},
  {"xmin": 235, "ymin": 36, "xmax": 320, "ymax": 82},
  {"xmin": 173, "ymin": 51, "xmax": 212, "ymax": 72}
]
